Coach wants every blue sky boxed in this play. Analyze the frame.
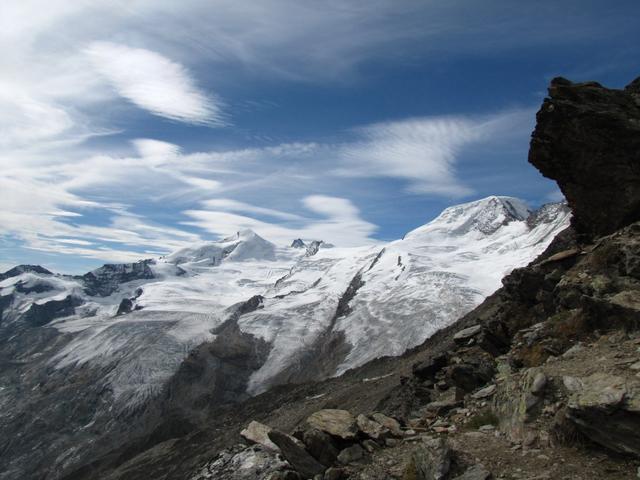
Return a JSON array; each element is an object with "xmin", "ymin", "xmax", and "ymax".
[{"xmin": 1, "ymin": 0, "xmax": 639, "ymax": 273}]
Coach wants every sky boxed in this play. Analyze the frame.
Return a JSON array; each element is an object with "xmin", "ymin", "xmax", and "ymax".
[{"xmin": 1, "ymin": 0, "xmax": 639, "ymax": 274}]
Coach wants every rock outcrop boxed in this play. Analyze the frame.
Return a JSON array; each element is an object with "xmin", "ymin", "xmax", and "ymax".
[{"xmin": 529, "ymin": 76, "xmax": 640, "ymax": 240}]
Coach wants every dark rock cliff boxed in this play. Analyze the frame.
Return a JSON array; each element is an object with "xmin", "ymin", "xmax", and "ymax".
[{"xmin": 529, "ymin": 76, "xmax": 640, "ymax": 241}]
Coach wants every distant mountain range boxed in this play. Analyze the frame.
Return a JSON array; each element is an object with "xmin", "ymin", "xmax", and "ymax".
[{"xmin": 0, "ymin": 195, "xmax": 570, "ymax": 479}]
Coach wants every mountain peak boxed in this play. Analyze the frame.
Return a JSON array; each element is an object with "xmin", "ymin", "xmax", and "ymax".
[
  {"xmin": 166, "ymin": 229, "xmax": 276, "ymax": 265},
  {"xmin": 222, "ymin": 228, "xmax": 260, "ymax": 243},
  {"xmin": 405, "ymin": 195, "xmax": 532, "ymax": 239},
  {"xmin": 0, "ymin": 264, "xmax": 52, "ymax": 281},
  {"xmin": 291, "ymin": 238, "xmax": 306, "ymax": 248}
]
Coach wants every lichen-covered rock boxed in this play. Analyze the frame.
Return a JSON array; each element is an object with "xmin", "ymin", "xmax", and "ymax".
[
  {"xmin": 529, "ymin": 76, "xmax": 640, "ymax": 240},
  {"xmin": 407, "ymin": 437, "xmax": 451, "ymax": 480},
  {"xmin": 305, "ymin": 409, "xmax": 358, "ymax": 440},
  {"xmin": 564, "ymin": 373, "xmax": 640, "ymax": 457}
]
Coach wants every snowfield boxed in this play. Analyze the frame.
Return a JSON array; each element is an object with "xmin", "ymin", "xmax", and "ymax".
[{"xmin": 0, "ymin": 196, "xmax": 571, "ymax": 407}]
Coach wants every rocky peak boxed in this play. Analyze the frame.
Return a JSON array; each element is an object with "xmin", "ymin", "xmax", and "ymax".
[
  {"xmin": 291, "ymin": 238, "xmax": 306, "ymax": 248},
  {"xmin": 167, "ymin": 229, "xmax": 276, "ymax": 265},
  {"xmin": 529, "ymin": 76, "xmax": 640, "ymax": 241},
  {"xmin": 526, "ymin": 201, "xmax": 570, "ymax": 229},
  {"xmin": 406, "ymin": 195, "xmax": 532, "ymax": 239},
  {"xmin": 0, "ymin": 264, "xmax": 52, "ymax": 281},
  {"xmin": 305, "ymin": 240, "xmax": 324, "ymax": 256}
]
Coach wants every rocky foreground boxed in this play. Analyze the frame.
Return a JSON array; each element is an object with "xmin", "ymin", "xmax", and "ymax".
[{"xmin": 60, "ymin": 76, "xmax": 640, "ymax": 480}]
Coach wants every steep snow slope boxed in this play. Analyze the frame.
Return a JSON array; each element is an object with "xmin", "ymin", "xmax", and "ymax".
[{"xmin": 332, "ymin": 197, "xmax": 571, "ymax": 374}]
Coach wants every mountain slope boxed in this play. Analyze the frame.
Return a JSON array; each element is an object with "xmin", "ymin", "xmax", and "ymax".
[
  {"xmin": 0, "ymin": 197, "xmax": 569, "ymax": 480},
  {"xmin": 75, "ymin": 74, "xmax": 640, "ymax": 480}
]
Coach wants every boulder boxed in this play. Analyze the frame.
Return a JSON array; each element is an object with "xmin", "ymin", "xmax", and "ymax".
[
  {"xmin": 564, "ymin": 373, "xmax": 640, "ymax": 457},
  {"xmin": 453, "ymin": 325, "xmax": 482, "ymax": 343},
  {"xmin": 451, "ymin": 464, "xmax": 491, "ymax": 480},
  {"xmin": 305, "ymin": 410, "xmax": 357, "ymax": 440},
  {"xmin": 409, "ymin": 437, "xmax": 451, "ymax": 480},
  {"xmin": 356, "ymin": 414, "xmax": 388, "ymax": 440},
  {"xmin": 336, "ymin": 444, "xmax": 364, "ymax": 464},
  {"xmin": 241, "ymin": 421, "xmax": 280, "ymax": 452},
  {"xmin": 323, "ymin": 467, "xmax": 345, "ymax": 480},
  {"xmin": 422, "ymin": 398, "xmax": 462, "ymax": 417},
  {"xmin": 361, "ymin": 439, "xmax": 380, "ymax": 453},
  {"xmin": 192, "ymin": 445, "xmax": 289, "ymax": 480},
  {"xmin": 268, "ymin": 430, "xmax": 325, "ymax": 479},
  {"xmin": 530, "ymin": 372, "xmax": 547, "ymax": 396},
  {"xmin": 471, "ymin": 384, "xmax": 496, "ymax": 400},
  {"xmin": 412, "ymin": 353, "xmax": 448, "ymax": 381},
  {"xmin": 371, "ymin": 413, "xmax": 403, "ymax": 437},
  {"xmin": 302, "ymin": 428, "xmax": 339, "ymax": 467},
  {"xmin": 445, "ymin": 349, "xmax": 496, "ymax": 393},
  {"xmin": 529, "ymin": 76, "xmax": 640, "ymax": 240}
]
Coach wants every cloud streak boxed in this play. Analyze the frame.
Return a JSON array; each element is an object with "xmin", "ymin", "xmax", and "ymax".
[
  {"xmin": 86, "ymin": 42, "xmax": 225, "ymax": 125},
  {"xmin": 0, "ymin": 106, "xmax": 535, "ymax": 271},
  {"xmin": 184, "ymin": 195, "xmax": 377, "ymax": 247}
]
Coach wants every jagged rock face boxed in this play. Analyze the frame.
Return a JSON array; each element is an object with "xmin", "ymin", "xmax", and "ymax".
[
  {"xmin": 529, "ymin": 76, "xmax": 640, "ymax": 240},
  {"xmin": 0, "ymin": 264, "xmax": 52, "ymax": 281},
  {"xmin": 23, "ymin": 295, "xmax": 84, "ymax": 327},
  {"xmin": 82, "ymin": 260, "xmax": 155, "ymax": 296}
]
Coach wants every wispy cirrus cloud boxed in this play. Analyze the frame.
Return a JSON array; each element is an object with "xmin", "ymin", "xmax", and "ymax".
[
  {"xmin": 0, "ymin": 107, "xmax": 533, "ymax": 271},
  {"xmin": 86, "ymin": 42, "xmax": 225, "ymax": 126},
  {"xmin": 184, "ymin": 195, "xmax": 377, "ymax": 247},
  {"xmin": 337, "ymin": 110, "xmax": 533, "ymax": 198}
]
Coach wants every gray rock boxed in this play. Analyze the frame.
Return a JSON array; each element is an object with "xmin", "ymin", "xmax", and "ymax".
[
  {"xmin": 241, "ymin": 421, "xmax": 280, "ymax": 452},
  {"xmin": 412, "ymin": 354, "xmax": 448, "ymax": 381},
  {"xmin": 411, "ymin": 437, "xmax": 451, "ymax": 480},
  {"xmin": 371, "ymin": 412, "xmax": 403, "ymax": 437},
  {"xmin": 356, "ymin": 414, "xmax": 388, "ymax": 440},
  {"xmin": 268, "ymin": 430, "xmax": 325, "ymax": 479},
  {"xmin": 362, "ymin": 439, "xmax": 381, "ymax": 453},
  {"xmin": 324, "ymin": 467, "xmax": 345, "ymax": 480},
  {"xmin": 302, "ymin": 428, "xmax": 339, "ymax": 467},
  {"xmin": 191, "ymin": 445, "xmax": 289, "ymax": 480},
  {"xmin": 562, "ymin": 343, "xmax": 584, "ymax": 358},
  {"xmin": 530, "ymin": 372, "xmax": 547, "ymax": 396},
  {"xmin": 306, "ymin": 409, "xmax": 357, "ymax": 440},
  {"xmin": 337, "ymin": 444, "xmax": 364, "ymax": 464},
  {"xmin": 423, "ymin": 398, "xmax": 462, "ymax": 416},
  {"xmin": 452, "ymin": 464, "xmax": 491, "ymax": 480},
  {"xmin": 565, "ymin": 373, "xmax": 640, "ymax": 457},
  {"xmin": 562, "ymin": 376, "xmax": 583, "ymax": 393},
  {"xmin": 454, "ymin": 325, "xmax": 482, "ymax": 343},
  {"xmin": 471, "ymin": 384, "xmax": 496, "ymax": 399}
]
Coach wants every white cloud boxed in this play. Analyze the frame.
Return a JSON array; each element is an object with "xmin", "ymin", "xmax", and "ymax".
[
  {"xmin": 0, "ymin": 105, "xmax": 531, "ymax": 269},
  {"xmin": 202, "ymin": 199, "xmax": 304, "ymax": 221},
  {"xmin": 184, "ymin": 195, "xmax": 377, "ymax": 247},
  {"xmin": 86, "ymin": 42, "xmax": 225, "ymax": 125},
  {"xmin": 338, "ymin": 111, "xmax": 533, "ymax": 198}
]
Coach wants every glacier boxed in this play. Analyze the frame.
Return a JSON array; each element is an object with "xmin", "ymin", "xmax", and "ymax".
[{"xmin": 0, "ymin": 196, "xmax": 570, "ymax": 405}]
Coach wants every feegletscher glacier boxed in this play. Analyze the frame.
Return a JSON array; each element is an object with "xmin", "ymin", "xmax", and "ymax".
[{"xmin": 0, "ymin": 195, "xmax": 570, "ymax": 476}]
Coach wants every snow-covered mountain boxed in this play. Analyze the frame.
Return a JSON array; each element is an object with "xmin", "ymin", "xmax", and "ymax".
[{"xmin": 0, "ymin": 196, "xmax": 570, "ymax": 479}]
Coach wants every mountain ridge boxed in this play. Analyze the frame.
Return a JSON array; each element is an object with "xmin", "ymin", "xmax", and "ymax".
[{"xmin": 0, "ymin": 196, "xmax": 570, "ymax": 480}]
